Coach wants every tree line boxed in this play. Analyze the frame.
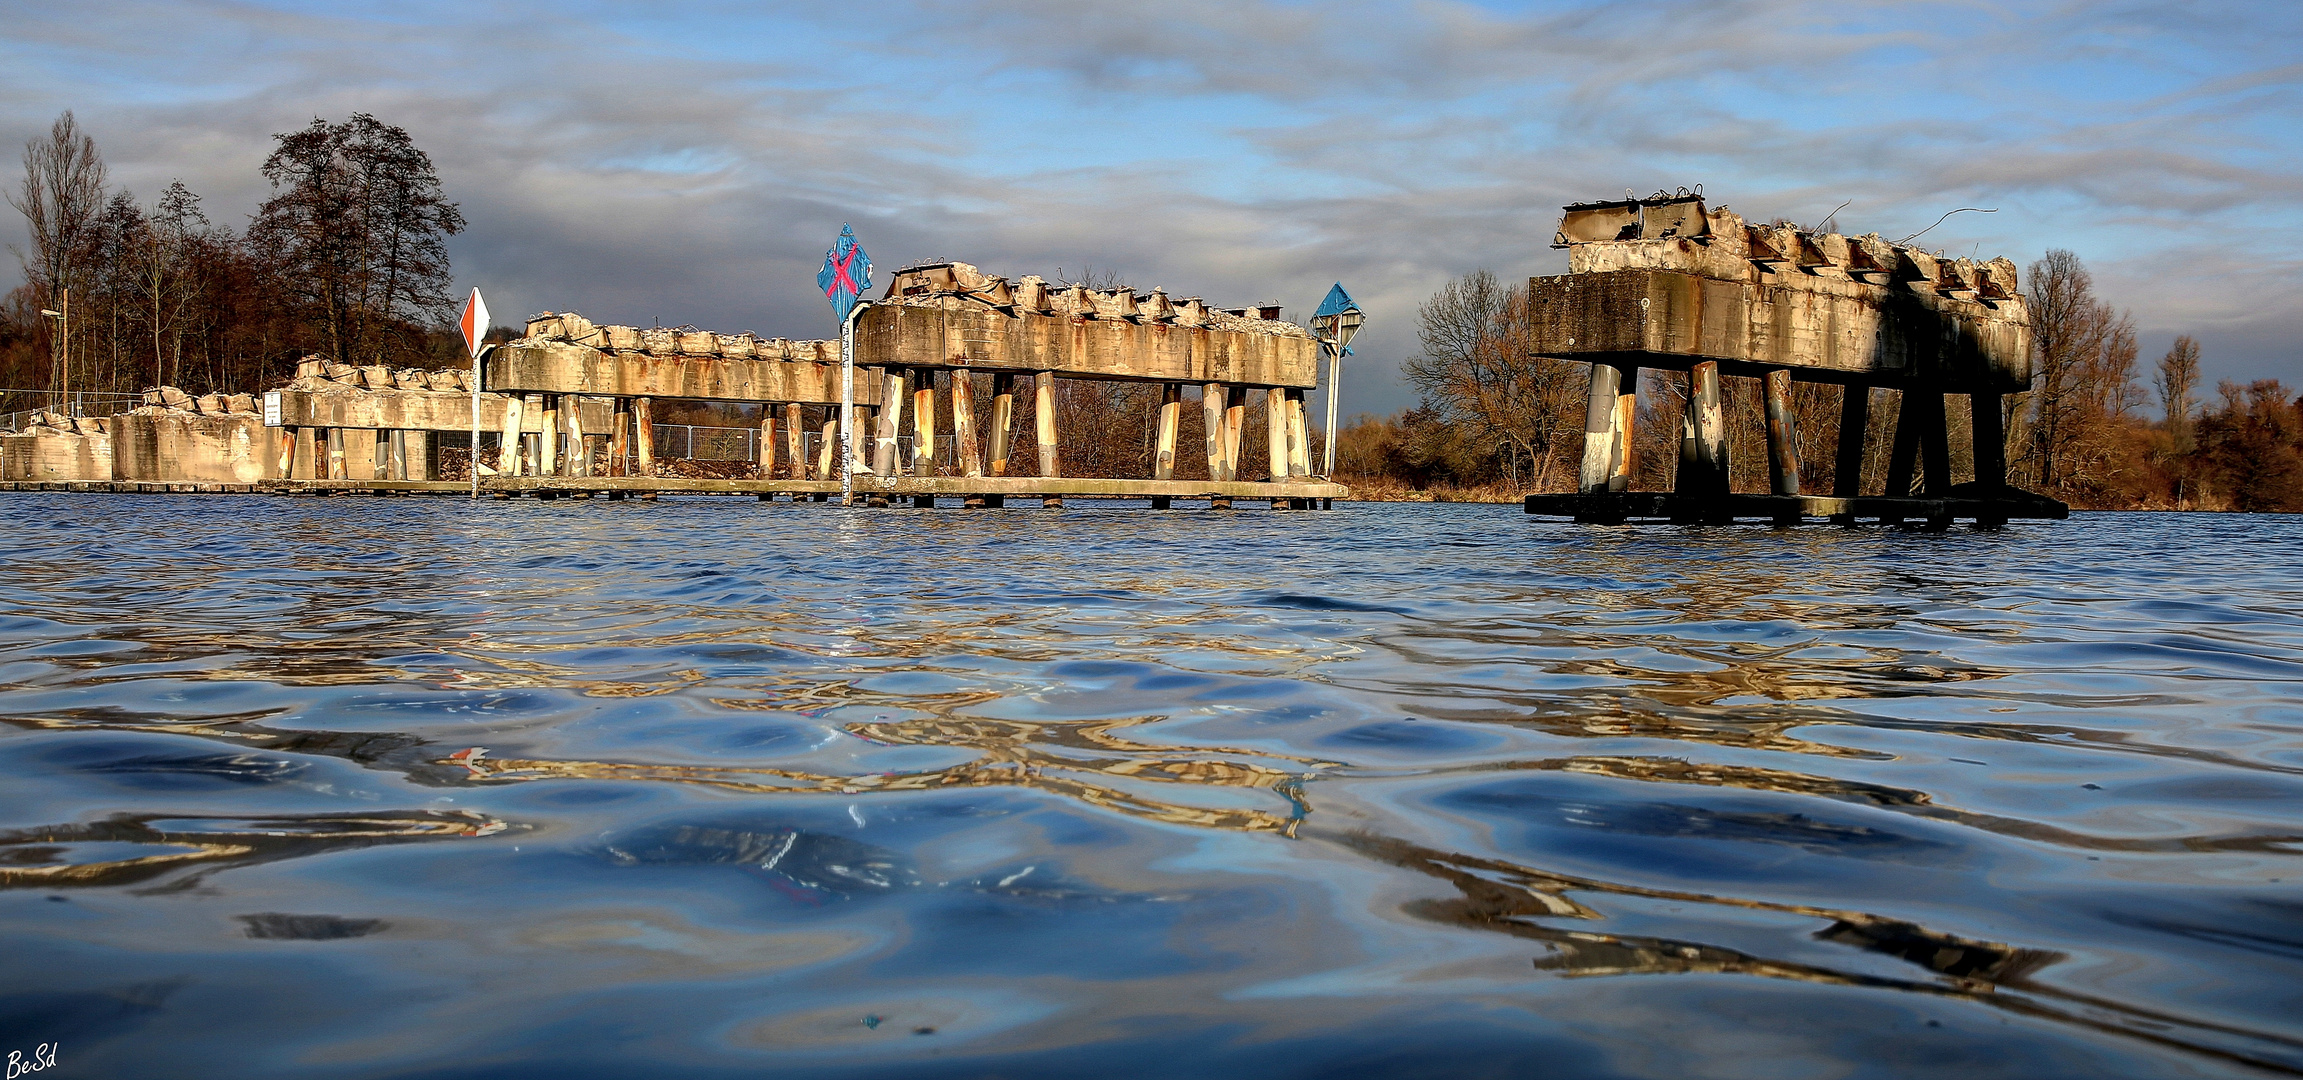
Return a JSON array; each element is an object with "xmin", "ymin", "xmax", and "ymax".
[
  {"xmin": 1337, "ymin": 253, "xmax": 2303, "ymax": 512},
  {"xmin": 3, "ymin": 111, "xmax": 467, "ymax": 416}
]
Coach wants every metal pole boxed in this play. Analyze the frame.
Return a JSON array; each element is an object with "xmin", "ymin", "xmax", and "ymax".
[
  {"xmin": 1322, "ymin": 340, "xmax": 1340, "ymax": 478},
  {"xmin": 840, "ymin": 301, "xmax": 863, "ymax": 506},
  {"xmin": 469, "ymin": 344, "xmax": 489, "ymax": 500}
]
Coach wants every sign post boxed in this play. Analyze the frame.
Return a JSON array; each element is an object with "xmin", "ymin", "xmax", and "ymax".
[
  {"xmin": 1308, "ymin": 283, "xmax": 1364, "ymax": 479},
  {"xmin": 460, "ymin": 288, "xmax": 490, "ymax": 500},
  {"xmin": 818, "ymin": 224, "xmax": 872, "ymax": 506}
]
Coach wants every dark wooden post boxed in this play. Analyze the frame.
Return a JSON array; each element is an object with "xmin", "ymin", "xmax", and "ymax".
[
  {"xmin": 1830, "ymin": 384, "xmax": 1870, "ymax": 525},
  {"xmin": 1881, "ymin": 388, "xmax": 1923, "ymax": 527},
  {"xmin": 1972, "ymin": 391, "xmax": 2006, "ymax": 529},
  {"xmin": 1916, "ymin": 388, "xmax": 1952, "ymax": 530}
]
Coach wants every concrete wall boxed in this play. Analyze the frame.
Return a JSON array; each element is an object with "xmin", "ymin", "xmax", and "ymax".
[
  {"xmin": 856, "ymin": 298, "xmax": 1318, "ymax": 389},
  {"xmin": 111, "ymin": 412, "xmax": 276, "ymax": 483},
  {"xmin": 486, "ymin": 342, "xmax": 877, "ymax": 405},
  {"xmin": 272, "ymin": 387, "xmax": 614, "ymax": 431},
  {"xmin": 0, "ymin": 432, "xmax": 113, "ymax": 481}
]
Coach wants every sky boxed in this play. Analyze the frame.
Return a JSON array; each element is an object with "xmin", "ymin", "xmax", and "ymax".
[{"xmin": 2, "ymin": 0, "xmax": 2298, "ymax": 418}]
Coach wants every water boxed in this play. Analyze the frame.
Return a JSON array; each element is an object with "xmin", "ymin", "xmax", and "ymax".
[{"xmin": 2, "ymin": 496, "xmax": 2299, "ymax": 1079}]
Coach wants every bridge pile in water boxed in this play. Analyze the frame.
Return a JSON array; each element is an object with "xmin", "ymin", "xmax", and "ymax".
[{"xmin": 1521, "ymin": 192, "xmax": 2067, "ymax": 528}]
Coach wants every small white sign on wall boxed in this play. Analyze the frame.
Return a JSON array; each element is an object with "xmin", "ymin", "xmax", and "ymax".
[{"xmin": 263, "ymin": 391, "xmax": 283, "ymax": 427}]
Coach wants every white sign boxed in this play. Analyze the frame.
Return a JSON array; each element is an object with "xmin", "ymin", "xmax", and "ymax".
[{"xmin": 263, "ymin": 391, "xmax": 283, "ymax": 428}]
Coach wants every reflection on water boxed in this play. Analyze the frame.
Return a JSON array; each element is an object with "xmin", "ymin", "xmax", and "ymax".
[{"xmin": 0, "ymin": 498, "xmax": 2299, "ymax": 1078}]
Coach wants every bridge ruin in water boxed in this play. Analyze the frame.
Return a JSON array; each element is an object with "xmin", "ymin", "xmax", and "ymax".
[
  {"xmin": 1, "ymin": 262, "xmax": 1347, "ymax": 510},
  {"xmin": 1521, "ymin": 192, "xmax": 2067, "ymax": 528}
]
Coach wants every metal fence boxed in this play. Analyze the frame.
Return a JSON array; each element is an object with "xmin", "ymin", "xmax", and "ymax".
[
  {"xmin": 0, "ymin": 391, "xmax": 145, "ymax": 431},
  {"xmin": 649, "ymin": 423, "xmax": 953, "ymax": 470}
]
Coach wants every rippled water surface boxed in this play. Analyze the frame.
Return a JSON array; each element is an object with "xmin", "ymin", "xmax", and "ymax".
[{"xmin": 3, "ymin": 496, "xmax": 2300, "ymax": 1078}]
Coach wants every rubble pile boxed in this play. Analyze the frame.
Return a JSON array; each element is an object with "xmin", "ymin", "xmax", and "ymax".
[
  {"xmin": 519, "ymin": 312, "xmax": 838, "ymax": 362},
  {"xmin": 129, "ymin": 387, "xmax": 260, "ymax": 418},
  {"xmin": 878, "ymin": 262, "xmax": 1308, "ymax": 337},
  {"xmin": 286, "ymin": 356, "xmax": 471, "ymax": 393},
  {"xmin": 12, "ymin": 411, "xmax": 111, "ymax": 437}
]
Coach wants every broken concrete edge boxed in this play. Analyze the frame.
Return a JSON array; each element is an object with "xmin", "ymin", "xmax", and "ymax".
[{"xmin": 514, "ymin": 260, "xmax": 1310, "ymax": 363}]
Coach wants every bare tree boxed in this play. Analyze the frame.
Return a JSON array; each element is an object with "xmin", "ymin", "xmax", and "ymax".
[
  {"xmin": 1403, "ymin": 270, "xmax": 1582, "ymax": 491},
  {"xmin": 130, "ymin": 181, "xmax": 208, "ymax": 387},
  {"xmin": 249, "ymin": 113, "xmax": 464, "ymax": 366},
  {"xmin": 2156, "ymin": 335, "xmax": 2201, "ymax": 454},
  {"xmin": 2018, "ymin": 248, "xmax": 2138, "ymax": 497},
  {"xmin": 8, "ymin": 111, "xmax": 108, "ymax": 403}
]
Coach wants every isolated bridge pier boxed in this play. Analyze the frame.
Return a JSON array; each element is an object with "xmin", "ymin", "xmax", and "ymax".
[{"xmin": 1523, "ymin": 192, "xmax": 2066, "ymax": 527}]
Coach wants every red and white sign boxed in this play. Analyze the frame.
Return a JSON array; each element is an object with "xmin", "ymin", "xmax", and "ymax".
[{"xmin": 459, "ymin": 288, "xmax": 490, "ymax": 358}]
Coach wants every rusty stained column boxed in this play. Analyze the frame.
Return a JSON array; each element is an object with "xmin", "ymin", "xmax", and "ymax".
[
  {"xmin": 1035, "ymin": 371, "xmax": 1060, "ymax": 507},
  {"xmin": 566, "ymin": 395, "xmax": 588, "ymax": 478},
  {"xmin": 1671, "ymin": 361, "xmax": 1730, "ymax": 510},
  {"xmin": 758, "ymin": 408, "xmax": 777, "ymax": 482},
  {"xmin": 1285, "ymin": 388, "xmax": 1310, "ymax": 478},
  {"xmin": 1609, "ymin": 378, "xmax": 1636, "ymax": 492},
  {"xmin": 1577, "ymin": 363, "xmax": 1622, "ymax": 495},
  {"xmin": 952, "ymin": 368, "xmax": 983, "ymax": 508},
  {"xmin": 1201, "ymin": 382, "xmax": 1228, "ymax": 482},
  {"xmin": 816, "ymin": 411, "xmax": 837, "ymax": 482},
  {"xmin": 1150, "ymin": 383, "xmax": 1183, "ymax": 509},
  {"xmin": 875, "ymin": 369, "xmax": 905, "ymax": 477},
  {"xmin": 610, "ymin": 398, "xmax": 631, "ymax": 477},
  {"xmin": 912, "ymin": 371, "xmax": 938, "ymax": 478},
  {"xmin": 1763, "ymin": 369, "xmax": 1801, "ymax": 496},
  {"xmin": 326, "ymin": 427, "xmax": 346, "ymax": 480},
  {"xmin": 633, "ymin": 396, "xmax": 655, "ymax": 478},
  {"xmin": 533, "ymin": 394, "xmax": 557, "ymax": 476},
  {"xmin": 781, "ymin": 402, "xmax": 804, "ymax": 480},
  {"xmin": 1264, "ymin": 387, "xmax": 1289, "ymax": 482},
  {"xmin": 1223, "ymin": 387, "xmax": 1248, "ymax": 480},
  {"xmin": 1762, "ymin": 368, "xmax": 1801, "ymax": 526},
  {"xmin": 410, "ymin": 431, "xmax": 435, "ymax": 481},
  {"xmin": 987, "ymin": 373, "xmax": 1016, "ymax": 478}
]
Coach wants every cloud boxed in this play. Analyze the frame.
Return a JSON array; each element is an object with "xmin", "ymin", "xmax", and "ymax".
[{"xmin": 0, "ymin": 0, "xmax": 2296, "ymax": 419}]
